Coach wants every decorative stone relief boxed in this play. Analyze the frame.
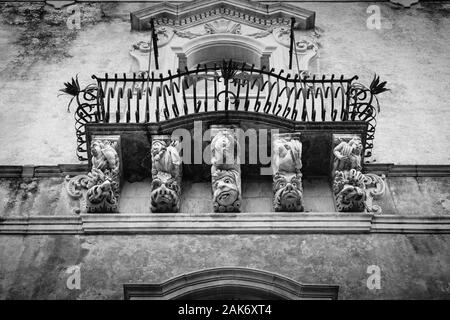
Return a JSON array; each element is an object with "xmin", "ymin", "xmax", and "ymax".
[
  {"xmin": 130, "ymin": 27, "xmax": 174, "ymax": 73},
  {"xmin": 210, "ymin": 126, "xmax": 241, "ymax": 213},
  {"xmin": 272, "ymin": 27, "xmax": 319, "ymax": 71},
  {"xmin": 66, "ymin": 136, "xmax": 121, "ymax": 213},
  {"xmin": 150, "ymin": 135, "xmax": 182, "ymax": 213},
  {"xmin": 204, "ymin": 19, "xmax": 241, "ymax": 34},
  {"xmin": 272, "ymin": 133, "xmax": 303, "ymax": 212},
  {"xmin": 332, "ymin": 134, "xmax": 386, "ymax": 213}
]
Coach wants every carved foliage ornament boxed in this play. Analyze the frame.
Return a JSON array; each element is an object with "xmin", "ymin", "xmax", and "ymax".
[
  {"xmin": 272, "ymin": 133, "xmax": 303, "ymax": 212},
  {"xmin": 66, "ymin": 137, "xmax": 121, "ymax": 213},
  {"xmin": 150, "ymin": 137, "xmax": 182, "ymax": 213},
  {"xmin": 332, "ymin": 135, "xmax": 385, "ymax": 213},
  {"xmin": 211, "ymin": 128, "xmax": 241, "ymax": 213}
]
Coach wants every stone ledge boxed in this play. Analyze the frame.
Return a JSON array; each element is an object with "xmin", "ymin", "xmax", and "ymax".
[
  {"xmin": 2, "ymin": 164, "xmax": 450, "ymax": 178},
  {"xmin": 1, "ymin": 213, "xmax": 449, "ymax": 235}
]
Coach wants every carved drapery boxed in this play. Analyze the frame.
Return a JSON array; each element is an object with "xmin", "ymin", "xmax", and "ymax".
[
  {"xmin": 66, "ymin": 136, "xmax": 121, "ymax": 213},
  {"xmin": 210, "ymin": 126, "xmax": 242, "ymax": 213},
  {"xmin": 150, "ymin": 135, "xmax": 183, "ymax": 213},
  {"xmin": 272, "ymin": 133, "xmax": 303, "ymax": 212},
  {"xmin": 332, "ymin": 134, "xmax": 385, "ymax": 213}
]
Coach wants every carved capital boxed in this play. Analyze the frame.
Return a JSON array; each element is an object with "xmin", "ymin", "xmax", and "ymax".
[
  {"xmin": 150, "ymin": 135, "xmax": 183, "ymax": 213},
  {"xmin": 210, "ymin": 126, "xmax": 241, "ymax": 213},
  {"xmin": 272, "ymin": 133, "xmax": 303, "ymax": 212},
  {"xmin": 66, "ymin": 136, "xmax": 122, "ymax": 213}
]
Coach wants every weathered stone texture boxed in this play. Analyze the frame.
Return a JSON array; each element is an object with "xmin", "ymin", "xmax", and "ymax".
[
  {"xmin": 1, "ymin": 176, "xmax": 449, "ymax": 216},
  {"xmin": 0, "ymin": 234, "xmax": 449, "ymax": 299}
]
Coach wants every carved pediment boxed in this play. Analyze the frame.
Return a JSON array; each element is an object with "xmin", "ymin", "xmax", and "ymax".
[{"xmin": 130, "ymin": 0, "xmax": 315, "ymax": 31}]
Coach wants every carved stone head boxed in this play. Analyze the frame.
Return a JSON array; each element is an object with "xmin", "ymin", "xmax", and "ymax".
[
  {"xmin": 273, "ymin": 172, "xmax": 303, "ymax": 212},
  {"xmin": 333, "ymin": 169, "xmax": 367, "ymax": 212},
  {"xmin": 150, "ymin": 172, "xmax": 181, "ymax": 213},
  {"xmin": 212, "ymin": 169, "xmax": 241, "ymax": 212}
]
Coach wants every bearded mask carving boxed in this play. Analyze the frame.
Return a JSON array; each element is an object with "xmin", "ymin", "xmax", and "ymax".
[
  {"xmin": 150, "ymin": 136, "xmax": 182, "ymax": 213},
  {"xmin": 150, "ymin": 172, "xmax": 181, "ymax": 213},
  {"xmin": 273, "ymin": 172, "xmax": 303, "ymax": 212},
  {"xmin": 272, "ymin": 133, "xmax": 303, "ymax": 212}
]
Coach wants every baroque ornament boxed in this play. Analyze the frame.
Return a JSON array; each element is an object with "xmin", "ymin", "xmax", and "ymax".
[
  {"xmin": 272, "ymin": 133, "xmax": 303, "ymax": 212},
  {"xmin": 150, "ymin": 136, "xmax": 182, "ymax": 213},
  {"xmin": 332, "ymin": 135, "xmax": 386, "ymax": 213},
  {"xmin": 66, "ymin": 137, "xmax": 121, "ymax": 213},
  {"xmin": 210, "ymin": 127, "xmax": 241, "ymax": 213}
]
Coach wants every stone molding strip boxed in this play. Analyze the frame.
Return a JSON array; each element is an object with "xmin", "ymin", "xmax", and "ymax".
[
  {"xmin": 1, "ymin": 164, "xmax": 450, "ymax": 178},
  {"xmin": 0, "ymin": 164, "xmax": 90, "ymax": 178},
  {"xmin": 1, "ymin": 213, "xmax": 449, "ymax": 235}
]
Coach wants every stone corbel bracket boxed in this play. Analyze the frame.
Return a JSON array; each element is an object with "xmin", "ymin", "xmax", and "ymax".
[
  {"xmin": 331, "ymin": 134, "xmax": 386, "ymax": 213},
  {"xmin": 66, "ymin": 135, "xmax": 122, "ymax": 214},
  {"xmin": 272, "ymin": 132, "xmax": 304, "ymax": 212},
  {"xmin": 210, "ymin": 125, "xmax": 241, "ymax": 213},
  {"xmin": 150, "ymin": 135, "xmax": 183, "ymax": 213}
]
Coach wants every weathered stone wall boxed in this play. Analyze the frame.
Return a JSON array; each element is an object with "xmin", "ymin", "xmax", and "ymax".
[
  {"xmin": 0, "ymin": 176, "xmax": 449, "ymax": 216},
  {"xmin": 0, "ymin": 2, "xmax": 449, "ymax": 165},
  {"xmin": 1, "ymin": 233, "xmax": 449, "ymax": 299}
]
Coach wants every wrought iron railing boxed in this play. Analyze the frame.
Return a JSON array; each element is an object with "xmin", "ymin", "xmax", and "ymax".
[{"xmin": 65, "ymin": 61, "xmax": 384, "ymax": 161}]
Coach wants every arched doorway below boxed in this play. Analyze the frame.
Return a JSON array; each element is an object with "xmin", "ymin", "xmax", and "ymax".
[{"xmin": 123, "ymin": 267, "xmax": 339, "ymax": 300}]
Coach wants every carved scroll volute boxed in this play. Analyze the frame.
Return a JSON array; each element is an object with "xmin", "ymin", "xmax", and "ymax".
[
  {"xmin": 66, "ymin": 135, "xmax": 122, "ymax": 213},
  {"xmin": 272, "ymin": 133, "xmax": 303, "ymax": 212},
  {"xmin": 150, "ymin": 135, "xmax": 183, "ymax": 213},
  {"xmin": 210, "ymin": 126, "xmax": 241, "ymax": 213},
  {"xmin": 331, "ymin": 134, "xmax": 385, "ymax": 213}
]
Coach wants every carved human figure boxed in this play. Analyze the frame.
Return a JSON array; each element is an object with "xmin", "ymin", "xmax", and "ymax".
[
  {"xmin": 210, "ymin": 128, "xmax": 241, "ymax": 213},
  {"xmin": 150, "ymin": 136, "xmax": 182, "ymax": 213},
  {"xmin": 331, "ymin": 135, "xmax": 385, "ymax": 213},
  {"xmin": 333, "ymin": 136, "xmax": 362, "ymax": 173},
  {"xmin": 86, "ymin": 139, "xmax": 120, "ymax": 212},
  {"xmin": 272, "ymin": 134, "xmax": 303, "ymax": 212}
]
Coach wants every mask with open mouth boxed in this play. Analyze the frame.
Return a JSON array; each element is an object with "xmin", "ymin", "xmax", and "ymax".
[{"xmin": 212, "ymin": 169, "xmax": 241, "ymax": 212}]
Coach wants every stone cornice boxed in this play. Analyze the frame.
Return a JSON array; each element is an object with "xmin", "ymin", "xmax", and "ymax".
[
  {"xmin": 1, "ymin": 213, "xmax": 449, "ymax": 235},
  {"xmin": 1, "ymin": 164, "xmax": 450, "ymax": 178},
  {"xmin": 130, "ymin": 0, "xmax": 316, "ymax": 31}
]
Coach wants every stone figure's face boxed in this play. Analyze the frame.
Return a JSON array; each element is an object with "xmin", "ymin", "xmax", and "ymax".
[
  {"xmin": 212, "ymin": 170, "xmax": 240, "ymax": 211},
  {"xmin": 91, "ymin": 142, "xmax": 102, "ymax": 157},
  {"xmin": 151, "ymin": 141, "xmax": 167, "ymax": 161},
  {"xmin": 273, "ymin": 173, "xmax": 303, "ymax": 212},
  {"xmin": 349, "ymin": 138, "xmax": 362, "ymax": 155},
  {"xmin": 150, "ymin": 173, "xmax": 180, "ymax": 213}
]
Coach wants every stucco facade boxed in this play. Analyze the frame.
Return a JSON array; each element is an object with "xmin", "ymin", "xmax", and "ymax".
[{"xmin": 0, "ymin": 0, "xmax": 449, "ymax": 300}]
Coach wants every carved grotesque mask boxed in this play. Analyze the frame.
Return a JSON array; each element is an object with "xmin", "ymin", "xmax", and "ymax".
[
  {"xmin": 150, "ymin": 172, "xmax": 180, "ymax": 213},
  {"xmin": 333, "ymin": 169, "xmax": 367, "ymax": 212},
  {"xmin": 273, "ymin": 172, "xmax": 303, "ymax": 212},
  {"xmin": 212, "ymin": 169, "xmax": 241, "ymax": 212}
]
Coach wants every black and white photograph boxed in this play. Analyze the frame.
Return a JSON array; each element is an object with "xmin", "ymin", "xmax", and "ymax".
[{"xmin": 0, "ymin": 0, "xmax": 449, "ymax": 305}]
